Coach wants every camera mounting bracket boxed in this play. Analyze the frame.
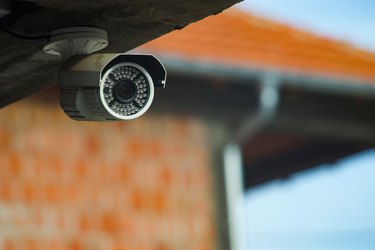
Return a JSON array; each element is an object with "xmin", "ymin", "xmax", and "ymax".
[{"xmin": 43, "ymin": 27, "xmax": 108, "ymax": 59}]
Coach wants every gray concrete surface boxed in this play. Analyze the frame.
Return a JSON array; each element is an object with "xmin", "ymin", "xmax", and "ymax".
[{"xmin": 0, "ymin": 0, "xmax": 241, "ymax": 107}]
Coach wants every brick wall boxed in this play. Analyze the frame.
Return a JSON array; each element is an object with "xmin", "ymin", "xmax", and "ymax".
[{"xmin": 0, "ymin": 96, "xmax": 217, "ymax": 250}]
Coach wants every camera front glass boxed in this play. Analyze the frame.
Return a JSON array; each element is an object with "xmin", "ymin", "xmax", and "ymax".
[{"xmin": 102, "ymin": 64, "xmax": 151, "ymax": 117}]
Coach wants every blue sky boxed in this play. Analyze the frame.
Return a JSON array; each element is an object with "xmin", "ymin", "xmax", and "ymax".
[
  {"xmin": 237, "ymin": 0, "xmax": 375, "ymax": 52},
  {"xmin": 246, "ymin": 149, "xmax": 375, "ymax": 230},
  {"xmin": 245, "ymin": 149, "xmax": 375, "ymax": 249}
]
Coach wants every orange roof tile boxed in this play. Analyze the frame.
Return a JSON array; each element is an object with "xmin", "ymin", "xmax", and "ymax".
[{"xmin": 140, "ymin": 8, "xmax": 375, "ymax": 83}]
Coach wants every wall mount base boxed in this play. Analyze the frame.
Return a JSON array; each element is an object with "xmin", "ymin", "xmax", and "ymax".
[{"xmin": 43, "ymin": 27, "xmax": 108, "ymax": 59}]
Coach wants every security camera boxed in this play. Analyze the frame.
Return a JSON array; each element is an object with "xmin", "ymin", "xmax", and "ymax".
[
  {"xmin": 41, "ymin": 27, "xmax": 166, "ymax": 121},
  {"xmin": 58, "ymin": 53, "xmax": 167, "ymax": 121}
]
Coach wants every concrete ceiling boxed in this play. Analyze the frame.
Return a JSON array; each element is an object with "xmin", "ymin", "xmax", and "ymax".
[{"xmin": 0, "ymin": 0, "xmax": 241, "ymax": 108}]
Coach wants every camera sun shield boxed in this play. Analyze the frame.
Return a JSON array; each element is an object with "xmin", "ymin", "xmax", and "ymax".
[{"xmin": 58, "ymin": 53, "xmax": 166, "ymax": 121}]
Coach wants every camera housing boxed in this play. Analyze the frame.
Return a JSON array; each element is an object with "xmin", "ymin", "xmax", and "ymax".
[{"xmin": 58, "ymin": 53, "xmax": 167, "ymax": 121}]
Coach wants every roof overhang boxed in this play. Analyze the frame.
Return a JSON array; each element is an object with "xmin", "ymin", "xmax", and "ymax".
[
  {"xmin": 148, "ymin": 54, "xmax": 375, "ymax": 188},
  {"xmin": 146, "ymin": 51, "xmax": 375, "ymax": 97}
]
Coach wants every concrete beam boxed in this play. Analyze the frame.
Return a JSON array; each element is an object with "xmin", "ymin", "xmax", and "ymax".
[{"xmin": 0, "ymin": 0, "xmax": 241, "ymax": 107}]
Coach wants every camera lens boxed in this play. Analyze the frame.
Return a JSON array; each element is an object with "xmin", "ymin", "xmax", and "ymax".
[
  {"xmin": 113, "ymin": 79, "xmax": 137, "ymax": 103},
  {"xmin": 100, "ymin": 63, "xmax": 155, "ymax": 120}
]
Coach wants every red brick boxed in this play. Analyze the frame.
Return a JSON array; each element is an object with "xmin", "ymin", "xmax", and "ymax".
[
  {"xmin": 75, "ymin": 160, "xmax": 88, "ymax": 179},
  {"xmin": 111, "ymin": 240, "xmax": 136, "ymax": 250},
  {"xmin": 0, "ymin": 182, "xmax": 12, "ymax": 201},
  {"xmin": 0, "ymin": 129, "xmax": 10, "ymax": 147},
  {"xmin": 151, "ymin": 191, "xmax": 167, "ymax": 213},
  {"xmin": 115, "ymin": 214, "xmax": 134, "ymax": 233},
  {"xmin": 156, "ymin": 243, "xmax": 169, "ymax": 250},
  {"xmin": 68, "ymin": 240, "xmax": 81, "ymax": 250},
  {"xmin": 119, "ymin": 166, "xmax": 131, "ymax": 182},
  {"xmin": 79, "ymin": 213, "xmax": 91, "ymax": 232},
  {"xmin": 3, "ymin": 239, "xmax": 15, "ymax": 250},
  {"xmin": 85, "ymin": 134, "xmax": 101, "ymax": 155},
  {"xmin": 130, "ymin": 190, "xmax": 148, "ymax": 211},
  {"xmin": 23, "ymin": 182, "xmax": 35, "ymax": 203},
  {"xmin": 184, "ymin": 172, "xmax": 194, "ymax": 190},
  {"xmin": 56, "ymin": 213, "xmax": 66, "ymax": 230},
  {"xmin": 34, "ymin": 211, "xmax": 43, "ymax": 227},
  {"xmin": 46, "ymin": 183, "xmax": 60, "ymax": 203},
  {"xmin": 128, "ymin": 138, "xmax": 147, "ymax": 158},
  {"xmin": 50, "ymin": 157, "xmax": 63, "ymax": 177},
  {"xmin": 9, "ymin": 153, "xmax": 21, "ymax": 176},
  {"xmin": 46, "ymin": 239, "xmax": 65, "ymax": 250},
  {"xmin": 151, "ymin": 141, "xmax": 162, "ymax": 157},
  {"xmin": 101, "ymin": 213, "xmax": 120, "ymax": 233},
  {"xmin": 175, "ymin": 119, "xmax": 191, "ymax": 136},
  {"xmin": 33, "ymin": 160, "xmax": 43, "ymax": 176},
  {"xmin": 65, "ymin": 185, "xmax": 79, "ymax": 204},
  {"xmin": 160, "ymin": 166, "xmax": 173, "ymax": 187},
  {"xmin": 25, "ymin": 238, "xmax": 38, "ymax": 250}
]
